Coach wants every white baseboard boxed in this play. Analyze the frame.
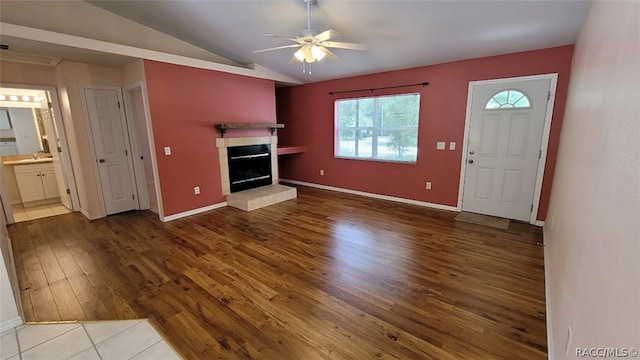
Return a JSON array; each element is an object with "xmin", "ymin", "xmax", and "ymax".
[
  {"xmin": 543, "ymin": 226, "xmax": 554, "ymax": 360},
  {"xmin": 0, "ymin": 316, "xmax": 23, "ymax": 332},
  {"xmin": 161, "ymin": 201, "xmax": 227, "ymax": 222},
  {"xmin": 280, "ymin": 179, "xmax": 459, "ymax": 212}
]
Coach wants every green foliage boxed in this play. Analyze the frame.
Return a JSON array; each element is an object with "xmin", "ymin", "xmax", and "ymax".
[{"xmin": 387, "ymin": 129, "xmax": 418, "ymax": 157}]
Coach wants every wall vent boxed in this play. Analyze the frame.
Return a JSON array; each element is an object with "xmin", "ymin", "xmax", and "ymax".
[{"xmin": 0, "ymin": 49, "xmax": 61, "ymax": 67}]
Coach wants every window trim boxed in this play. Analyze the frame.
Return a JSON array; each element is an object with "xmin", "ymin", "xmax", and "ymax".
[
  {"xmin": 334, "ymin": 92, "xmax": 420, "ymax": 164},
  {"xmin": 484, "ymin": 89, "xmax": 532, "ymax": 110}
]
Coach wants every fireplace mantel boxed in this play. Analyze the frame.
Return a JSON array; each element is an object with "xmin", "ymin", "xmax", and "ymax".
[{"xmin": 214, "ymin": 123, "xmax": 284, "ymax": 138}]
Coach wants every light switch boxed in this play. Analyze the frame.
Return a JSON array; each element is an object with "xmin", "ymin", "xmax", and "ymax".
[
  {"xmin": 449, "ymin": 142, "xmax": 456, "ymax": 150},
  {"xmin": 164, "ymin": 146, "xmax": 172, "ymax": 156},
  {"xmin": 436, "ymin": 142, "xmax": 446, "ymax": 150}
]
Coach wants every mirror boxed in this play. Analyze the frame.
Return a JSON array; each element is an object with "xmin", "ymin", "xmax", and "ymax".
[{"xmin": 0, "ymin": 107, "xmax": 50, "ymax": 156}]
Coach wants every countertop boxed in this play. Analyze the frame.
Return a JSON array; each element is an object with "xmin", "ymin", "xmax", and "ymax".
[{"xmin": 3, "ymin": 158, "xmax": 54, "ymax": 165}]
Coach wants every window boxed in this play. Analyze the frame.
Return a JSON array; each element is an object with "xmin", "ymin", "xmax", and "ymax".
[
  {"xmin": 335, "ymin": 93, "xmax": 420, "ymax": 163},
  {"xmin": 485, "ymin": 89, "xmax": 531, "ymax": 109}
]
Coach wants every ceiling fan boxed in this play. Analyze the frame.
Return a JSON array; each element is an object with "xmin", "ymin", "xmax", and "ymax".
[{"xmin": 253, "ymin": 0, "xmax": 367, "ymax": 73}]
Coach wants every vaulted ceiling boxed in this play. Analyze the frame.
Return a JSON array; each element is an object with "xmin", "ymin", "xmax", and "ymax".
[{"xmin": 1, "ymin": 0, "xmax": 590, "ymax": 85}]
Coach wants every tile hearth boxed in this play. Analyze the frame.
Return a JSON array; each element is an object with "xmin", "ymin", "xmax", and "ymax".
[{"xmin": 226, "ymin": 184, "xmax": 296, "ymax": 211}]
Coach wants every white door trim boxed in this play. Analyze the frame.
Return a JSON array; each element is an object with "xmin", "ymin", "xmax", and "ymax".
[
  {"xmin": 457, "ymin": 73, "xmax": 558, "ymax": 225},
  {"xmin": 80, "ymin": 84, "xmax": 138, "ymax": 216},
  {"xmin": 122, "ymin": 81, "xmax": 164, "ymax": 219}
]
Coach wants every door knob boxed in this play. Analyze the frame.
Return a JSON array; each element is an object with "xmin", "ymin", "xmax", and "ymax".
[
  {"xmin": 99, "ymin": 159, "xmax": 105, "ymax": 163},
  {"xmin": 469, "ymin": 150, "xmax": 475, "ymax": 155},
  {"xmin": 468, "ymin": 159, "xmax": 474, "ymax": 164}
]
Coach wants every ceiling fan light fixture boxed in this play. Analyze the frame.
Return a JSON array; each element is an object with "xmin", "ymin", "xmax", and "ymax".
[
  {"xmin": 295, "ymin": 44, "xmax": 326, "ymax": 63},
  {"xmin": 311, "ymin": 45, "xmax": 326, "ymax": 61}
]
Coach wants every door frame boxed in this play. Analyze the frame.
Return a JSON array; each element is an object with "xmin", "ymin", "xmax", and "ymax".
[
  {"xmin": 457, "ymin": 73, "xmax": 558, "ymax": 225},
  {"xmin": 0, "ymin": 83, "xmax": 80, "ymax": 223},
  {"xmin": 122, "ymin": 81, "xmax": 164, "ymax": 218},
  {"xmin": 80, "ymin": 84, "xmax": 139, "ymax": 216}
]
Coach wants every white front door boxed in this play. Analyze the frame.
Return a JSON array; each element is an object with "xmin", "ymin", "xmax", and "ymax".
[
  {"xmin": 84, "ymin": 88, "xmax": 136, "ymax": 215},
  {"xmin": 462, "ymin": 78, "xmax": 551, "ymax": 221},
  {"xmin": 40, "ymin": 95, "xmax": 72, "ymax": 209}
]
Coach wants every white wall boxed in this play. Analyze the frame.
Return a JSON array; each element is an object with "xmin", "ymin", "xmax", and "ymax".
[
  {"xmin": 0, "ymin": 192, "xmax": 22, "ymax": 331},
  {"xmin": 544, "ymin": 1, "xmax": 640, "ymax": 359}
]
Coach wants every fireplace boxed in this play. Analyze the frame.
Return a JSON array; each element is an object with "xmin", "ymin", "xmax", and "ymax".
[
  {"xmin": 227, "ymin": 144, "xmax": 272, "ymax": 192},
  {"xmin": 216, "ymin": 135, "xmax": 279, "ymax": 195},
  {"xmin": 216, "ymin": 135, "xmax": 296, "ymax": 211}
]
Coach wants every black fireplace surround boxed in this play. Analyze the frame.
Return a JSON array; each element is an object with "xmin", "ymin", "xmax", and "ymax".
[{"xmin": 227, "ymin": 144, "xmax": 272, "ymax": 193}]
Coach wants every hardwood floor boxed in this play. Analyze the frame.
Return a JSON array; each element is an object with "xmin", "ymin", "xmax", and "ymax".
[{"xmin": 8, "ymin": 185, "xmax": 547, "ymax": 359}]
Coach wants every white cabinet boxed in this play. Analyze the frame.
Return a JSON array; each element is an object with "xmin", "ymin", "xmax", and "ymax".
[{"xmin": 14, "ymin": 163, "xmax": 60, "ymax": 204}]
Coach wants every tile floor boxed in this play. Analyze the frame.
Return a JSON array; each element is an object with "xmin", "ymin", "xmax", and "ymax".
[
  {"xmin": 0, "ymin": 319, "xmax": 181, "ymax": 360},
  {"xmin": 11, "ymin": 203, "xmax": 72, "ymax": 223}
]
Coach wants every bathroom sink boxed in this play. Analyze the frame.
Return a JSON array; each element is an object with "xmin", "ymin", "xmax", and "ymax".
[{"xmin": 2, "ymin": 158, "xmax": 53, "ymax": 165}]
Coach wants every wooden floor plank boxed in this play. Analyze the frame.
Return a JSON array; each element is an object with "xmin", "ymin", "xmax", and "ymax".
[{"xmin": 8, "ymin": 185, "xmax": 546, "ymax": 359}]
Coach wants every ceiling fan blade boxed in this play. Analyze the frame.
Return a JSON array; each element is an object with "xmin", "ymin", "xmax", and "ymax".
[
  {"xmin": 318, "ymin": 46, "xmax": 340, "ymax": 61},
  {"xmin": 253, "ymin": 44, "xmax": 302, "ymax": 53},
  {"xmin": 264, "ymin": 34, "xmax": 299, "ymax": 42},
  {"xmin": 320, "ymin": 41, "xmax": 368, "ymax": 51},
  {"xmin": 314, "ymin": 29, "xmax": 340, "ymax": 42}
]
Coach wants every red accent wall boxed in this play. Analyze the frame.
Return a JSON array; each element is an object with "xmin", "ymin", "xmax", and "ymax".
[
  {"xmin": 277, "ymin": 46, "xmax": 574, "ymax": 220},
  {"xmin": 144, "ymin": 60, "xmax": 276, "ymax": 216}
]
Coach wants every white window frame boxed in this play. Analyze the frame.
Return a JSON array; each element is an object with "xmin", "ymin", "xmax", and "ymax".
[{"xmin": 334, "ymin": 93, "xmax": 420, "ymax": 163}]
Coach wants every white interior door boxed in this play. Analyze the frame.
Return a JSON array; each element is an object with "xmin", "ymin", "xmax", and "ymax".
[
  {"xmin": 84, "ymin": 88, "xmax": 136, "ymax": 215},
  {"xmin": 40, "ymin": 95, "xmax": 72, "ymax": 209},
  {"xmin": 462, "ymin": 78, "xmax": 551, "ymax": 221}
]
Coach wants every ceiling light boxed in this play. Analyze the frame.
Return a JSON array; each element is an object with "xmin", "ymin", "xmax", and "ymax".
[
  {"xmin": 33, "ymin": 96, "xmax": 41, "ymax": 102},
  {"xmin": 9, "ymin": 95, "xmax": 18, "ymax": 101},
  {"xmin": 22, "ymin": 96, "xmax": 30, "ymax": 101},
  {"xmin": 0, "ymin": 95, "xmax": 5, "ymax": 101},
  {"xmin": 294, "ymin": 44, "xmax": 326, "ymax": 63}
]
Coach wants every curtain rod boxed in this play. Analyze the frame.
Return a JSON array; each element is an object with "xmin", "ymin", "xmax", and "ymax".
[{"xmin": 328, "ymin": 82, "xmax": 429, "ymax": 96}]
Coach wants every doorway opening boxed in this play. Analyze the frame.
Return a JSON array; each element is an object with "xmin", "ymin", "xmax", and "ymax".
[{"xmin": 0, "ymin": 85, "xmax": 78, "ymax": 223}]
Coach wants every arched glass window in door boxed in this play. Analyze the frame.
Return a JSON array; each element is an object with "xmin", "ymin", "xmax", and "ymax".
[{"xmin": 485, "ymin": 89, "xmax": 531, "ymax": 109}]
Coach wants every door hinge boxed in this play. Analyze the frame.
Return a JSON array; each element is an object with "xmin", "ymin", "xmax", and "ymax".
[
  {"xmin": 125, "ymin": 149, "xmax": 128, "ymax": 156},
  {"xmin": 66, "ymin": 188, "xmax": 71, "ymax": 194},
  {"xmin": 47, "ymin": 101, "xmax": 53, "ymax": 109},
  {"xmin": 539, "ymin": 150, "xmax": 542, "ymax": 159},
  {"xmin": 547, "ymin": 91, "xmax": 551, "ymax": 101},
  {"xmin": 117, "ymin": 101, "xmax": 121, "ymax": 109},
  {"xmin": 58, "ymin": 146, "xmax": 62, "ymax": 153},
  {"xmin": 132, "ymin": 194, "xmax": 135, "ymax": 200},
  {"xmin": 531, "ymin": 204, "xmax": 534, "ymax": 212}
]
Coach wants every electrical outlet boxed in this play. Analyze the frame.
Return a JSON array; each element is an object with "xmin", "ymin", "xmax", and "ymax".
[
  {"xmin": 194, "ymin": 186, "xmax": 200, "ymax": 195},
  {"xmin": 436, "ymin": 142, "xmax": 446, "ymax": 150},
  {"xmin": 164, "ymin": 146, "xmax": 172, "ymax": 156},
  {"xmin": 449, "ymin": 142, "xmax": 456, "ymax": 150},
  {"xmin": 320, "ymin": 169, "xmax": 324, "ymax": 176},
  {"xmin": 425, "ymin": 181, "xmax": 432, "ymax": 190}
]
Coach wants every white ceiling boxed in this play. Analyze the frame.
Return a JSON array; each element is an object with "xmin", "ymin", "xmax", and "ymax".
[{"xmin": 1, "ymin": 0, "xmax": 591, "ymax": 85}]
